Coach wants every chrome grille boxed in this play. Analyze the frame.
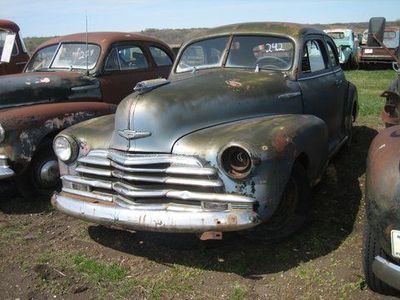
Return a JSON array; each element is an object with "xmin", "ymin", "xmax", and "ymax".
[{"xmin": 62, "ymin": 149, "xmax": 256, "ymax": 209}]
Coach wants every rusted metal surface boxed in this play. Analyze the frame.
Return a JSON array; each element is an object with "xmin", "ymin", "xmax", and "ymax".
[
  {"xmin": 0, "ymin": 19, "xmax": 30, "ymax": 75},
  {"xmin": 0, "ymin": 102, "xmax": 115, "ymax": 175},
  {"xmin": 53, "ymin": 22, "xmax": 357, "ymax": 235},
  {"xmin": 366, "ymin": 125, "xmax": 400, "ymax": 264}
]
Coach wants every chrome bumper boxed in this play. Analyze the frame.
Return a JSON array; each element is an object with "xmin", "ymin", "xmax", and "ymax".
[
  {"xmin": 52, "ymin": 192, "xmax": 260, "ymax": 233},
  {"xmin": 372, "ymin": 255, "xmax": 400, "ymax": 290},
  {"xmin": 0, "ymin": 155, "xmax": 14, "ymax": 179}
]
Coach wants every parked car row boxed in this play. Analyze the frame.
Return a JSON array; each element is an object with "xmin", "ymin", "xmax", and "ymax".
[
  {"xmin": 324, "ymin": 24, "xmax": 400, "ymax": 68},
  {"xmin": 0, "ymin": 17, "xmax": 399, "ymax": 296}
]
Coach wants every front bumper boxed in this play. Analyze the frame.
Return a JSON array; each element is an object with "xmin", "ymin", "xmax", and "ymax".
[
  {"xmin": 0, "ymin": 155, "xmax": 14, "ymax": 179},
  {"xmin": 52, "ymin": 192, "xmax": 261, "ymax": 233},
  {"xmin": 372, "ymin": 256, "xmax": 400, "ymax": 290}
]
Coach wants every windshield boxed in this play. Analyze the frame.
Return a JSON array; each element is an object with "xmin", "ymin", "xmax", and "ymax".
[
  {"xmin": 25, "ymin": 43, "xmax": 100, "ymax": 72},
  {"xmin": 327, "ymin": 32, "xmax": 346, "ymax": 40},
  {"xmin": 176, "ymin": 35, "xmax": 294, "ymax": 73},
  {"xmin": 0, "ymin": 30, "xmax": 18, "ymax": 59}
]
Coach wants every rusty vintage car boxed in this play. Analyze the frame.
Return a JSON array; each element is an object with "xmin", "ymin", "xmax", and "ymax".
[
  {"xmin": 51, "ymin": 22, "xmax": 358, "ymax": 240},
  {"xmin": 0, "ymin": 32, "xmax": 174, "ymax": 196},
  {"xmin": 363, "ymin": 18, "xmax": 400, "ymax": 294},
  {"xmin": 0, "ymin": 19, "xmax": 30, "ymax": 75},
  {"xmin": 359, "ymin": 17, "xmax": 400, "ymax": 66}
]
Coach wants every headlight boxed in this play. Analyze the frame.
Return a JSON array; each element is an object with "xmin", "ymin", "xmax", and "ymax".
[
  {"xmin": 53, "ymin": 135, "xmax": 78, "ymax": 163},
  {"xmin": 0, "ymin": 123, "xmax": 5, "ymax": 144},
  {"xmin": 220, "ymin": 145, "xmax": 252, "ymax": 180}
]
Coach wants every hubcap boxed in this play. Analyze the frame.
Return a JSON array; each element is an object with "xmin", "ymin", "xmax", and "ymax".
[{"xmin": 38, "ymin": 160, "xmax": 59, "ymax": 187}]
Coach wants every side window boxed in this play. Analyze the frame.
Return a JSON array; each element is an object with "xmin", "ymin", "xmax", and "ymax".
[
  {"xmin": 302, "ymin": 40, "xmax": 327, "ymax": 73},
  {"xmin": 118, "ymin": 46, "xmax": 149, "ymax": 70},
  {"xmin": 149, "ymin": 46, "xmax": 172, "ymax": 66},
  {"xmin": 326, "ymin": 41, "xmax": 339, "ymax": 67},
  {"xmin": 104, "ymin": 48, "xmax": 119, "ymax": 70}
]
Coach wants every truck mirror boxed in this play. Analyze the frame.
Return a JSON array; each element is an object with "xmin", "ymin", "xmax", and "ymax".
[
  {"xmin": 367, "ymin": 17, "xmax": 386, "ymax": 47},
  {"xmin": 0, "ymin": 33, "xmax": 16, "ymax": 63}
]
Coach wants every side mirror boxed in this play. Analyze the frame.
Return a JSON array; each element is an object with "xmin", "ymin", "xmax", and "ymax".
[
  {"xmin": 0, "ymin": 33, "xmax": 16, "ymax": 63},
  {"xmin": 367, "ymin": 17, "xmax": 386, "ymax": 47},
  {"xmin": 357, "ymin": 34, "xmax": 363, "ymax": 44}
]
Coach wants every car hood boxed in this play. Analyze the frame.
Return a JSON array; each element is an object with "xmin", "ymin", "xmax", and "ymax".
[
  {"xmin": 110, "ymin": 68, "xmax": 301, "ymax": 153},
  {"xmin": 0, "ymin": 71, "xmax": 101, "ymax": 110}
]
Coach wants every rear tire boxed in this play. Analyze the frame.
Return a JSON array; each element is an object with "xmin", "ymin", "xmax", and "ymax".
[
  {"xmin": 246, "ymin": 161, "xmax": 311, "ymax": 241},
  {"xmin": 16, "ymin": 139, "xmax": 60, "ymax": 199},
  {"xmin": 363, "ymin": 223, "xmax": 397, "ymax": 294}
]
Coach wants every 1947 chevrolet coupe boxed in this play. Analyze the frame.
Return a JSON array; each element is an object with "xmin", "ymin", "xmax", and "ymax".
[{"xmin": 52, "ymin": 22, "xmax": 358, "ymax": 240}]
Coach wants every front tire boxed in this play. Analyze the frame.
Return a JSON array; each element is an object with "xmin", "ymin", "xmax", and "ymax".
[
  {"xmin": 16, "ymin": 139, "xmax": 60, "ymax": 199},
  {"xmin": 363, "ymin": 223, "xmax": 397, "ymax": 294},
  {"xmin": 247, "ymin": 161, "xmax": 311, "ymax": 241}
]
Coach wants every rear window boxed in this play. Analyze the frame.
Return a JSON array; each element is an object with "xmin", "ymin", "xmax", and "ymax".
[{"xmin": 149, "ymin": 46, "xmax": 172, "ymax": 66}]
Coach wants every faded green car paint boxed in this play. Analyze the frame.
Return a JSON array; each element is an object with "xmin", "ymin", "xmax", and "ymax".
[{"xmin": 52, "ymin": 22, "xmax": 358, "ymax": 235}]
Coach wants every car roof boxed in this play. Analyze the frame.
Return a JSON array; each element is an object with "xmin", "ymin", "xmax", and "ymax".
[
  {"xmin": 37, "ymin": 32, "xmax": 170, "ymax": 49},
  {"xmin": 193, "ymin": 22, "xmax": 324, "ymax": 40},
  {"xmin": 0, "ymin": 19, "xmax": 20, "ymax": 32}
]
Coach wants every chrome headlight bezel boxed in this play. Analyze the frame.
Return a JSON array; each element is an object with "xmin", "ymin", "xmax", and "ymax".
[{"xmin": 53, "ymin": 135, "xmax": 79, "ymax": 164}]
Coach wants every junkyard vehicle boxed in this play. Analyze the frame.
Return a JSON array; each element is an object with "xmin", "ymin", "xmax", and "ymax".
[
  {"xmin": 363, "ymin": 17, "xmax": 400, "ymax": 294},
  {"xmin": 324, "ymin": 29, "xmax": 358, "ymax": 68},
  {"xmin": 0, "ymin": 19, "xmax": 30, "ymax": 75},
  {"xmin": 52, "ymin": 22, "xmax": 358, "ymax": 240},
  {"xmin": 0, "ymin": 32, "xmax": 174, "ymax": 196},
  {"xmin": 359, "ymin": 20, "xmax": 400, "ymax": 66}
]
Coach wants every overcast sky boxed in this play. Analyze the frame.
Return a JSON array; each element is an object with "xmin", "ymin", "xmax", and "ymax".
[{"xmin": 1, "ymin": 0, "xmax": 399, "ymax": 37}]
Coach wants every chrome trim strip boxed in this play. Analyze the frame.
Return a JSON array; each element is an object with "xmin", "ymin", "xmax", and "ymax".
[
  {"xmin": 76, "ymin": 166, "xmax": 112, "ymax": 177},
  {"xmin": 372, "ymin": 255, "xmax": 400, "ymax": 290},
  {"xmin": 62, "ymin": 187, "xmax": 113, "ymax": 202},
  {"xmin": 278, "ymin": 92, "xmax": 301, "ymax": 100},
  {"xmin": 62, "ymin": 175, "xmax": 112, "ymax": 189},
  {"xmin": 62, "ymin": 175, "xmax": 256, "ymax": 204},
  {"xmin": 52, "ymin": 193, "xmax": 260, "ymax": 233},
  {"xmin": 112, "ymin": 169, "xmax": 223, "ymax": 187}
]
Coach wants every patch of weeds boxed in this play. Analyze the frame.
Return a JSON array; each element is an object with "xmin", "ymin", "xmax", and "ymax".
[
  {"xmin": 72, "ymin": 254, "xmax": 128, "ymax": 284},
  {"xmin": 36, "ymin": 252, "xmax": 51, "ymax": 264},
  {"xmin": 229, "ymin": 282, "xmax": 248, "ymax": 300}
]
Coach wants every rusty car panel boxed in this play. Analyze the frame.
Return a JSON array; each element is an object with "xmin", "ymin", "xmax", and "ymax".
[{"xmin": 52, "ymin": 22, "xmax": 357, "ymax": 238}]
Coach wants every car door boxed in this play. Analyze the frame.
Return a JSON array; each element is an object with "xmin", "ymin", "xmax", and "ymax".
[
  {"xmin": 298, "ymin": 36, "xmax": 343, "ymax": 153},
  {"xmin": 99, "ymin": 43, "xmax": 158, "ymax": 104},
  {"xmin": 325, "ymin": 38, "xmax": 347, "ymax": 140}
]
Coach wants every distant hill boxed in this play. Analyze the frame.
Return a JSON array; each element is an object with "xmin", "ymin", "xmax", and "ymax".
[{"xmin": 23, "ymin": 21, "xmax": 400, "ymax": 54}]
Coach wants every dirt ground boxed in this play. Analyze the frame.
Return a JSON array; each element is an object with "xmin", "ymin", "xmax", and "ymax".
[{"xmin": 1, "ymin": 122, "xmax": 399, "ymax": 300}]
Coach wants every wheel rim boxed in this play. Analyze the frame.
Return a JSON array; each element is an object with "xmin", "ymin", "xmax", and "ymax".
[{"xmin": 36, "ymin": 160, "xmax": 59, "ymax": 188}]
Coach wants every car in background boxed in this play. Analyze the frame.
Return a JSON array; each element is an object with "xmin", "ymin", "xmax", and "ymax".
[
  {"xmin": 0, "ymin": 32, "xmax": 174, "ymax": 196},
  {"xmin": 0, "ymin": 19, "xmax": 30, "ymax": 75},
  {"xmin": 324, "ymin": 29, "xmax": 358, "ymax": 68},
  {"xmin": 51, "ymin": 22, "xmax": 357, "ymax": 241},
  {"xmin": 359, "ymin": 26, "xmax": 400, "ymax": 65}
]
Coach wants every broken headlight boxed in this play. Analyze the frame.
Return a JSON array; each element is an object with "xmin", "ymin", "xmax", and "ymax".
[
  {"xmin": 220, "ymin": 145, "xmax": 253, "ymax": 180},
  {"xmin": 0, "ymin": 123, "xmax": 5, "ymax": 144},
  {"xmin": 53, "ymin": 135, "xmax": 78, "ymax": 163}
]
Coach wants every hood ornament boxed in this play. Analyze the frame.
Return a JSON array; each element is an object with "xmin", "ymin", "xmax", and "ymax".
[{"xmin": 118, "ymin": 129, "xmax": 152, "ymax": 140}]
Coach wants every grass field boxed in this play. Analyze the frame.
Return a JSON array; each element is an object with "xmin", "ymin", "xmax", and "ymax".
[{"xmin": 0, "ymin": 69, "xmax": 399, "ymax": 299}]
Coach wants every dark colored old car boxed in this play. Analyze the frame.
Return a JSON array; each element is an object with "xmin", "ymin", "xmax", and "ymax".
[
  {"xmin": 0, "ymin": 32, "xmax": 174, "ymax": 195},
  {"xmin": 363, "ymin": 18, "xmax": 400, "ymax": 294},
  {"xmin": 0, "ymin": 19, "xmax": 30, "ymax": 75},
  {"xmin": 51, "ymin": 22, "xmax": 358, "ymax": 240}
]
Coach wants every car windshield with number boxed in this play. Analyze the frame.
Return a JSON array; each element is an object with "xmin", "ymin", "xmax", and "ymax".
[
  {"xmin": 176, "ymin": 35, "xmax": 294, "ymax": 73},
  {"xmin": 25, "ymin": 43, "xmax": 100, "ymax": 72}
]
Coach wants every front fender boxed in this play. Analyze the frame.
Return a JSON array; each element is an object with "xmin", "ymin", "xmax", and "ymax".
[
  {"xmin": 366, "ymin": 125, "xmax": 400, "ymax": 258},
  {"xmin": 172, "ymin": 114, "xmax": 328, "ymax": 221},
  {"xmin": 0, "ymin": 102, "xmax": 115, "ymax": 174}
]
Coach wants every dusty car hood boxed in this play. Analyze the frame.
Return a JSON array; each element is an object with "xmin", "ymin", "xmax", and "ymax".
[
  {"xmin": 0, "ymin": 71, "xmax": 101, "ymax": 110},
  {"xmin": 110, "ymin": 69, "xmax": 302, "ymax": 153}
]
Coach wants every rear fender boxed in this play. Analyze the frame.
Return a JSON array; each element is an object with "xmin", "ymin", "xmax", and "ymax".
[{"xmin": 172, "ymin": 114, "xmax": 328, "ymax": 221}]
